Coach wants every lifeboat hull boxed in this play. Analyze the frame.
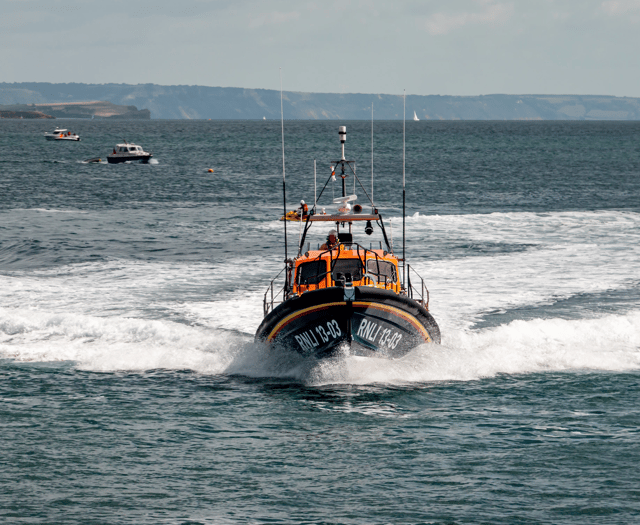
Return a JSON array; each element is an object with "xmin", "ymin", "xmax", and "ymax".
[{"xmin": 255, "ymin": 286, "xmax": 440, "ymax": 359}]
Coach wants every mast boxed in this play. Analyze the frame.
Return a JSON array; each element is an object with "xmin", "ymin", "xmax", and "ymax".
[
  {"xmin": 371, "ymin": 103, "xmax": 374, "ymax": 211},
  {"xmin": 402, "ymin": 90, "xmax": 406, "ymax": 292},
  {"xmin": 280, "ymin": 68, "xmax": 288, "ymax": 265},
  {"xmin": 339, "ymin": 126, "xmax": 347, "ymax": 197}
]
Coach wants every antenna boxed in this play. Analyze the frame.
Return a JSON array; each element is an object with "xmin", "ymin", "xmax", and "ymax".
[
  {"xmin": 402, "ymin": 90, "xmax": 406, "ymax": 292},
  {"xmin": 339, "ymin": 126, "xmax": 347, "ymax": 197},
  {"xmin": 280, "ymin": 68, "xmax": 288, "ymax": 265},
  {"xmin": 371, "ymin": 102, "xmax": 374, "ymax": 210}
]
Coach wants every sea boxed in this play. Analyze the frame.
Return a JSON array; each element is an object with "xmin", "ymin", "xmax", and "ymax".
[{"xmin": 1, "ymin": 119, "xmax": 639, "ymax": 525}]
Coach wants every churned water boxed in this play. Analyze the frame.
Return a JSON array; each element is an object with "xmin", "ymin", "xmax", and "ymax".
[{"xmin": 1, "ymin": 119, "xmax": 639, "ymax": 524}]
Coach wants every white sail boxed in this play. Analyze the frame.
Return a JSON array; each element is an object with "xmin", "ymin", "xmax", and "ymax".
[{"xmin": 413, "ymin": 111, "xmax": 419, "ymax": 121}]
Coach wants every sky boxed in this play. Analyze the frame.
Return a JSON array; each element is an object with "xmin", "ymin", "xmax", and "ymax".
[{"xmin": 2, "ymin": 0, "xmax": 640, "ymax": 97}]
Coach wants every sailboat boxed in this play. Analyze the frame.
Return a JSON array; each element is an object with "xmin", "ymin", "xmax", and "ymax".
[
  {"xmin": 255, "ymin": 126, "xmax": 440, "ymax": 359},
  {"xmin": 413, "ymin": 111, "xmax": 419, "ymax": 121}
]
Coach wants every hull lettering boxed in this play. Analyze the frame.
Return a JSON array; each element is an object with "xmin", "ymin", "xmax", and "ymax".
[
  {"xmin": 294, "ymin": 319, "xmax": 343, "ymax": 352},
  {"xmin": 356, "ymin": 318, "xmax": 403, "ymax": 350}
]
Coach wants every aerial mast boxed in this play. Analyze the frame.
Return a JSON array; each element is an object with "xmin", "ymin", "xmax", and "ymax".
[
  {"xmin": 339, "ymin": 126, "xmax": 347, "ymax": 197},
  {"xmin": 280, "ymin": 69, "xmax": 288, "ymax": 267},
  {"xmin": 402, "ymin": 90, "xmax": 406, "ymax": 292},
  {"xmin": 371, "ymin": 103, "xmax": 374, "ymax": 211}
]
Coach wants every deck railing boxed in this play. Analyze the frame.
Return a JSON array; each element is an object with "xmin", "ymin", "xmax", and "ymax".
[
  {"xmin": 263, "ymin": 243, "xmax": 416, "ymax": 316},
  {"xmin": 405, "ymin": 264, "xmax": 430, "ymax": 310},
  {"xmin": 334, "ymin": 243, "xmax": 397, "ymax": 290},
  {"xmin": 263, "ymin": 266, "xmax": 289, "ymax": 316}
]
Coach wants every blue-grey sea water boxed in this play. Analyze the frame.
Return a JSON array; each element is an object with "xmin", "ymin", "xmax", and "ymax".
[{"xmin": 1, "ymin": 119, "xmax": 640, "ymax": 524}]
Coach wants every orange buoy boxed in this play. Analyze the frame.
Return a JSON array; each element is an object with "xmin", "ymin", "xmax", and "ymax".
[{"xmin": 208, "ymin": 168, "xmax": 214, "ymax": 173}]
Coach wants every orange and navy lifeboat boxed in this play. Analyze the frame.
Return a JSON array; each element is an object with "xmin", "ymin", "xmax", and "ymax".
[
  {"xmin": 256, "ymin": 215, "xmax": 440, "ymax": 359},
  {"xmin": 256, "ymin": 125, "xmax": 440, "ymax": 359}
]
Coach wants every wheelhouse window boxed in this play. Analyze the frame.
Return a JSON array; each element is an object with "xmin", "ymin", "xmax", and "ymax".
[
  {"xmin": 296, "ymin": 260, "xmax": 327, "ymax": 285},
  {"xmin": 332, "ymin": 258, "xmax": 363, "ymax": 283},
  {"xmin": 366, "ymin": 259, "xmax": 397, "ymax": 283}
]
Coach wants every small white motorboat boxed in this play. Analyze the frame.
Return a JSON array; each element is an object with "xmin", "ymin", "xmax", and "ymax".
[
  {"xmin": 44, "ymin": 128, "xmax": 81, "ymax": 141},
  {"xmin": 107, "ymin": 142, "xmax": 153, "ymax": 164}
]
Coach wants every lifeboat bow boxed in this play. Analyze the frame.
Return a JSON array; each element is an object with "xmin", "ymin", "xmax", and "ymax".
[{"xmin": 256, "ymin": 284, "xmax": 440, "ymax": 358}]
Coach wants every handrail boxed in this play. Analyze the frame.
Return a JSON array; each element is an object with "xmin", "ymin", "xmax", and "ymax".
[
  {"xmin": 263, "ymin": 242, "xmax": 406, "ymax": 316},
  {"xmin": 405, "ymin": 263, "xmax": 430, "ymax": 310},
  {"xmin": 329, "ymin": 242, "xmax": 398, "ymax": 290},
  {"xmin": 263, "ymin": 265, "xmax": 288, "ymax": 316}
]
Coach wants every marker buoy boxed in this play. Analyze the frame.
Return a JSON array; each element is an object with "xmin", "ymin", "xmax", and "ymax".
[{"xmin": 208, "ymin": 168, "xmax": 214, "ymax": 173}]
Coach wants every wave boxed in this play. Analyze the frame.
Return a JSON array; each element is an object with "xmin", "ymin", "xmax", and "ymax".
[
  {"xmin": 2, "ymin": 307, "xmax": 639, "ymax": 384},
  {"xmin": 2, "ymin": 208, "xmax": 639, "ymax": 383},
  {"xmin": 9, "ymin": 208, "xmax": 89, "ymax": 213},
  {"xmin": 0, "ymin": 307, "xmax": 249, "ymax": 374}
]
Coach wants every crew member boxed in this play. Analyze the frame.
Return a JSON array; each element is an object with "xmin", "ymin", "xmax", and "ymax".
[
  {"xmin": 298, "ymin": 200, "xmax": 309, "ymax": 217},
  {"xmin": 320, "ymin": 229, "xmax": 337, "ymax": 250}
]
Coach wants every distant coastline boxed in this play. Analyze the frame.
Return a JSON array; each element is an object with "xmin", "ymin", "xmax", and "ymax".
[
  {"xmin": 0, "ymin": 100, "xmax": 150, "ymax": 120},
  {"xmin": 0, "ymin": 110, "xmax": 54, "ymax": 119},
  {"xmin": 2, "ymin": 82, "xmax": 640, "ymax": 120}
]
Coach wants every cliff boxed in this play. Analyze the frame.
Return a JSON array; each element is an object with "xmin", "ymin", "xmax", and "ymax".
[
  {"xmin": 2, "ymin": 82, "xmax": 639, "ymax": 120},
  {"xmin": 0, "ymin": 110, "xmax": 54, "ymax": 119},
  {"xmin": 0, "ymin": 101, "xmax": 150, "ymax": 119}
]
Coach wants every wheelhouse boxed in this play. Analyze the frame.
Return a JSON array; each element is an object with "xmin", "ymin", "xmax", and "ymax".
[
  {"xmin": 116, "ymin": 144, "xmax": 144, "ymax": 153},
  {"xmin": 293, "ymin": 246, "xmax": 400, "ymax": 295}
]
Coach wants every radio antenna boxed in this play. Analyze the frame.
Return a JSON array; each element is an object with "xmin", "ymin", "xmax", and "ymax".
[
  {"xmin": 402, "ymin": 90, "xmax": 406, "ymax": 292},
  {"xmin": 280, "ymin": 68, "xmax": 288, "ymax": 265},
  {"xmin": 371, "ymin": 102, "xmax": 374, "ymax": 210}
]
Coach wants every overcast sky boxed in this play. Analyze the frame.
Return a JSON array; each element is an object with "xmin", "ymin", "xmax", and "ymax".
[{"xmin": 2, "ymin": 0, "xmax": 640, "ymax": 97}]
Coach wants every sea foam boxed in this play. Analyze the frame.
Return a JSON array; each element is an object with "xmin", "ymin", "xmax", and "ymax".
[{"xmin": 2, "ymin": 306, "xmax": 639, "ymax": 384}]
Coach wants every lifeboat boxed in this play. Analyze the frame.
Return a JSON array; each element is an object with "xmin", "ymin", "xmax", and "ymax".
[{"xmin": 256, "ymin": 126, "xmax": 440, "ymax": 359}]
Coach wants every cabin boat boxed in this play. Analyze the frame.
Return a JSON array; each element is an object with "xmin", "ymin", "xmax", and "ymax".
[
  {"xmin": 107, "ymin": 142, "xmax": 152, "ymax": 164},
  {"xmin": 255, "ymin": 126, "xmax": 440, "ymax": 359},
  {"xmin": 44, "ymin": 128, "xmax": 80, "ymax": 141}
]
